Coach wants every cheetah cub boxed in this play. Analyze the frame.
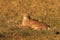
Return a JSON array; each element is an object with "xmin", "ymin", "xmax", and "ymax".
[{"xmin": 22, "ymin": 14, "xmax": 51, "ymax": 30}]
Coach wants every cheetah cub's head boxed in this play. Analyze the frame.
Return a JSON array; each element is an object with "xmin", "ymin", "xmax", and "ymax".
[{"xmin": 23, "ymin": 14, "xmax": 31, "ymax": 19}]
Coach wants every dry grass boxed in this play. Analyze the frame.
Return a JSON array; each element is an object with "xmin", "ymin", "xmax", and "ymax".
[{"xmin": 0, "ymin": 0, "xmax": 60, "ymax": 40}]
